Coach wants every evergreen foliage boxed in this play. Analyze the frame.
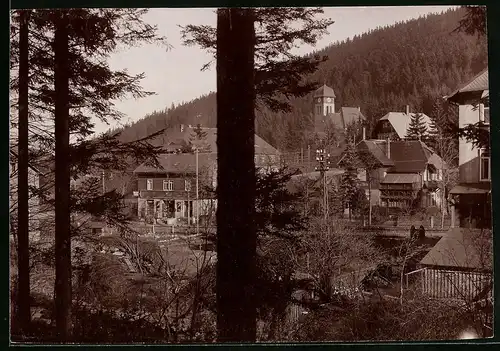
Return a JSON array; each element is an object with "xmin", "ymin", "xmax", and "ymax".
[
  {"xmin": 338, "ymin": 142, "xmax": 361, "ymax": 218},
  {"xmin": 181, "ymin": 8, "xmax": 334, "ymax": 113},
  {"xmin": 107, "ymin": 8, "xmax": 487, "ymax": 153},
  {"xmin": 454, "ymin": 5, "xmax": 487, "ymax": 38},
  {"xmin": 405, "ymin": 113, "xmax": 428, "ymax": 140},
  {"xmin": 10, "ymin": 8, "xmax": 168, "ymax": 340}
]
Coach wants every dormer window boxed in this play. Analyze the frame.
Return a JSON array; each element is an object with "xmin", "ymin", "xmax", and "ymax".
[
  {"xmin": 480, "ymin": 149, "xmax": 490, "ymax": 181},
  {"xmin": 147, "ymin": 179, "xmax": 153, "ymax": 190},
  {"xmin": 185, "ymin": 180, "xmax": 191, "ymax": 192}
]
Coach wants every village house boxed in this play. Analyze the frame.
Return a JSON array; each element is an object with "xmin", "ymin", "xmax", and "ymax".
[
  {"xmin": 446, "ymin": 68, "xmax": 490, "ymax": 229},
  {"xmin": 372, "ymin": 105, "xmax": 433, "ymax": 140},
  {"xmin": 338, "ymin": 138, "xmax": 446, "ymax": 211},
  {"xmin": 133, "ymin": 152, "xmax": 218, "ymax": 224},
  {"xmin": 132, "ymin": 125, "xmax": 282, "ymax": 222}
]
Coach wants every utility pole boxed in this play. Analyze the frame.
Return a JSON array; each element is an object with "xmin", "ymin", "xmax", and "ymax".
[
  {"xmin": 196, "ymin": 147, "xmax": 200, "ymax": 235},
  {"xmin": 102, "ymin": 170, "xmax": 105, "ymax": 194},
  {"xmin": 187, "ymin": 185, "xmax": 190, "ymax": 231},
  {"xmin": 315, "ymin": 147, "xmax": 330, "ymax": 221},
  {"xmin": 102, "ymin": 170, "xmax": 107, "ymax": 234}
]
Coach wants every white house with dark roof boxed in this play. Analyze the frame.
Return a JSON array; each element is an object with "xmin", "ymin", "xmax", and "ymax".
[
  {"xmin": 446, "ymin": 68, "xmax": 490, "ymax": 229},
  {"xmin": 372, "ymin": 105, "xmax": 433, "ymax": 141}
]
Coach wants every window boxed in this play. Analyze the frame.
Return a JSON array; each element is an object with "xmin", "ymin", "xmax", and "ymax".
[
  {"xmin": 163, "ymin": 180, "xmax": 173, "ymax": 191},
  {"xmin": 484, "ymin": 106, "xmax": 490, "ymax": 124},
  {"xmin": 146, "ymin": 179, "xmax": 153, "ymax": 190},
  {"xmin": 185, "ymin": 179, "xmax": 191, "ymax": 192},
  {"xmin": 480, "ymin": 149, "xmax": 490, "ymax": 181}
]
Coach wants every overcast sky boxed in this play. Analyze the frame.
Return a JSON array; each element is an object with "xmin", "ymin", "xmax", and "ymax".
[{"xmin": 97, "ymin": 6, "xmax": 455, "ymax": 134}]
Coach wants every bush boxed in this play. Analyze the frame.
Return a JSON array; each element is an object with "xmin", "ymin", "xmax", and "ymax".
[
  {"xmin": 371, "ymin": 206, "xmax": 389, "ymax": 224},
  {"xmin": 295, "ymin": 296, "xmax": 477, "ymax": 341}
]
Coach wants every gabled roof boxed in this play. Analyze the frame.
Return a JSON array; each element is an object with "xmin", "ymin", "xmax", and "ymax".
[
  {"xmin": 356, "ymin": 140, "xmax": 394, "ymax": 167},
  {"xmin": 446, "ymin": 68, "xmax": 489, "ymax": 104},
  {"xmin": 161, "ymin": 125, "xmax": 280, "ymax": 156},
  {"xmin": 420, "ymin": 228, "xmax": 492, "ymax": 271},
  {"xmin": 378, "ymin": 112, "xmax": 433, "ymax": 139},
  {"xmin": 388, "ymin": 140, "xmax": 440, "ymax": 173},
  {"xmin": 133, "ymin": 152, "xmax": 218, "ymax": 174},
  {"xmin": 337, "ymin": 139, "xmax": 445, "ymax": 174},
  {"xmin": 313, "ymin": 84, "xmax": 336, "ymax": 98},
  {"xmin": 329, "ymin": 107, "xmax": 366, "ymax": 130}
]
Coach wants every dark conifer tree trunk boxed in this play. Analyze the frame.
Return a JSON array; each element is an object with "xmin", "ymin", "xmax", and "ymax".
[
  {"xmin": 16, "ymin": 9, "xmax": 31, "ymax": 334},
  {"xmin": 53, "ymin": 11, "xmax": 72, "ymax": 340},
  {"xmin": 216, "ymin": 8, "xmax": 257, "ymax": 342}
]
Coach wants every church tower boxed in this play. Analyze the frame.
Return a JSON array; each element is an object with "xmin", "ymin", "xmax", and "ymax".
[
  {"xmin": 314, "ymin": 84, "xmax": 336, "ymax": 117},
  {"xmin": 313, "ymin": 84, "xmax": 336, "ymax": 137}
]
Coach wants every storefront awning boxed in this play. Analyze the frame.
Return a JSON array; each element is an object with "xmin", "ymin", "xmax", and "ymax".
[{"xmin": 449, "ymin": 183, "xmax": 491, "ymax": 195}]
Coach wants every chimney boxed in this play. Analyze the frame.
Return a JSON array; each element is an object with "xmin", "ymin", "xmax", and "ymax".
[
  {"xmin": 386, "ymin": 138, "xmax": 391, "ymax": 159},
  {"xmin": 405, "ymin": 105, "xmax": 410, "ymax": 114},
  {"xmin": 362, "ymin": 126, "xmax": 366, "ymax": 140},
  {"xmin": 180, "ymin": 124, "xmax": 184, "ymax": 132}
]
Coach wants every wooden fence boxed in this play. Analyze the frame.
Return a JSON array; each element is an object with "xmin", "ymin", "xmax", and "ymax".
[{"xmin": 406, "ymin": 267, "xmax": 492, "ymax": 302}]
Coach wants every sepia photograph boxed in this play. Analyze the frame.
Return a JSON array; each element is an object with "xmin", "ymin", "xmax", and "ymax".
[{"xmin": 9, "ymin": 5, "xmax": 492, "ymax": 344}]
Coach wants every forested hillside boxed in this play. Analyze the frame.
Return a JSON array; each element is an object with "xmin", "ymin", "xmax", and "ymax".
[{"xmin": 111, "ymin": 8, "xmax": 487, "ymax": 152}]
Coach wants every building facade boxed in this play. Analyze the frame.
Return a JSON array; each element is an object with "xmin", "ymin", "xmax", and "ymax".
[
  {"xmin": 372, "ymin": 106, "xmax": 433, "ymax": 141},
  {"xmin": 339, "ymin": 139, "xmax": 446, "ymax": 211},
  {"xmin": 134, "ymin": 152, "xmax": 218, "ymax": 224},
  {"xmin": 446, "ymin": 68, "xmax": 490, "ymax": 229},
  {"xmin": 133, "ymin": 125, "xmax": 282, "ymax": 223}
]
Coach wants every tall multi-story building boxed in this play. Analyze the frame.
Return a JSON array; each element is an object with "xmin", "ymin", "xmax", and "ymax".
[{"xmin": 447, "ymin": 68, "xmax": 490, "ymax": 228}]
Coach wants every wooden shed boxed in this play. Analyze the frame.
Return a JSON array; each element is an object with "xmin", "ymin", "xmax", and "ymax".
[{"xmin": 416, "ymin": 228, "xmax": 492, "ymax": 302}]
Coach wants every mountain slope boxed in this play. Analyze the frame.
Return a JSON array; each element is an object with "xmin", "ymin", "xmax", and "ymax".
[{"xmin": 111, "ymin": 8, "xmax": 487, "ymax": 152}]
